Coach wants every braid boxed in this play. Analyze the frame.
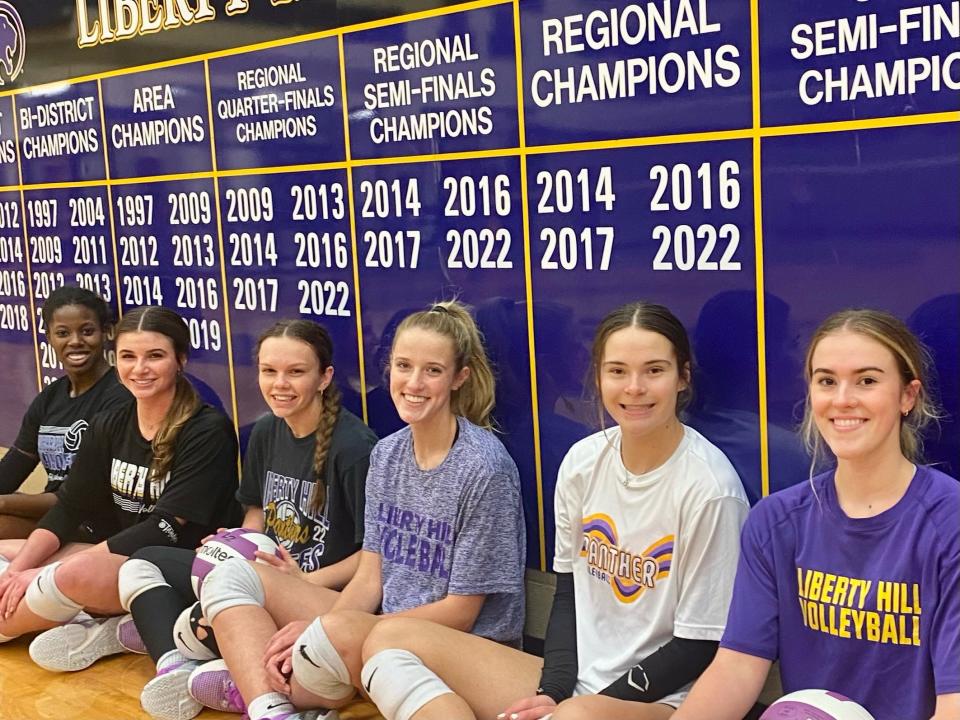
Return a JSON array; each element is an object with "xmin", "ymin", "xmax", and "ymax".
[{"xmin": 308, "ymin": 381, "xmax": 342, "ymax": 516}]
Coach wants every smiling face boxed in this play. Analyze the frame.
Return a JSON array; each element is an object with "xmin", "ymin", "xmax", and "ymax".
[
  {"xmin": 389, "ymin": 327, "xmax": 469, "ymax": 431},
  {"xmin": 115, "ymin": 330, "xmax": 183, "ymax": 404},
  {"xmin": 809, "ymin": 331, "xmax": 920, "ymax": 464},
  {"xmin": 48, "ymin": 304, "xmax": 107, "ymax": 378},
  {"xmin": 599, "ymin": 326, "xmax": 688, "ymax": 441},
  {"xmin": 258, "ymin": 336, "xmax": 332, "ymax": 435}
]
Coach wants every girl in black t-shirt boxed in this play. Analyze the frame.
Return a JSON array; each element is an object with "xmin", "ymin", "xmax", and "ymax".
[
  {"xmin": 0, "ymin": 306, "xmax": 238, "ymax": 667},
  {"xmin": 120, "ymin": 319, "xmax": 376, "ymax": 720},
  {"xmin": 0, "ymin": 286, "xmax": 129, "ymax": 539}
]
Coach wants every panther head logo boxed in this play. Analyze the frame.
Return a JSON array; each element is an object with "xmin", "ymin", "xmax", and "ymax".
[{"xmin": 0, "ymin": 2, "xmax": 25, "ymax": 86}]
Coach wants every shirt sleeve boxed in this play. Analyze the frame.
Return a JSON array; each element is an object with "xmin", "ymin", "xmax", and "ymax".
[
  {"xmin": 11, "ymin": 389, "xmax": 45, "ymax": 458},
  {"xmin": 337, "ymin": 453, "xmax": 370, "ymax": 545},
  {"xmin": 447, "ymin": 470, "xmax": 524, "ymax": 596},
  {"xmin": 36, "ymin": 413, "xmax": 114, "ymax": 544},
  {"xmin": 152, "ymin": 411, "xmax": 239, "ymax": 526},
  {"xmin": 719, "ymin": 502, "xmax": 781, "ymax": 660},
  {"xmin": 0, "ymin": 395, "xmax": 42, "ymax": 494},
  {"xmin": 674, "ymin": 495, "xmax": 749, "ymax": 640},
  {"xmin": 931, "ymin": 524, "xmax": 960, "ymax": 694},
  {"xmin": 552, "ymin": 450, "xmax": 581, "ymax": 574},
  {"xmin": 236, "ymin": 419, "xmax": 267, "ymax": 508},
  {"xmin": 361, "ymin": 444, "xmax": 385, "ymax": 554}
]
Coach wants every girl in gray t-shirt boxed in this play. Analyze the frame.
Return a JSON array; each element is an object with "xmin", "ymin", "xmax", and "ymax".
[{"xmin": 189, "ymin": 301, "xmax": 526, "ymax": 720}]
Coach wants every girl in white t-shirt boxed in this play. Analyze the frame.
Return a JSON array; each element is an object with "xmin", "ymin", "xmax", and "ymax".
[{"xmin": 354, "ymin": 301, "xmax": 750, "ymax": 720}]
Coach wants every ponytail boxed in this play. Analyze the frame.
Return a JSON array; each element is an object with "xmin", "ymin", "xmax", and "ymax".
[{"xmin": 393, "ymin": 300, "xmax": 496, "ymax": 429}]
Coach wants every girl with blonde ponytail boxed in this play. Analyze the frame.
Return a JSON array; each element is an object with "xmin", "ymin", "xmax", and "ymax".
[
  {"xmin": 0, "ymin": 305, "xmax": 240, "ymax": 675},
  {"xmin": 119, "ymin": 318, "xmax": 377, "ymax": 720},
  {"xmin": 182, "ymin": 300, "xmax": 524, "ymax": 720}
]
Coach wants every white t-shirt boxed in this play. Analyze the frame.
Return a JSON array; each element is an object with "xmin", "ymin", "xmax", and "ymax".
[{"xmin": 553, "ymin": 424, "xmax": 749, "ymax": 705}]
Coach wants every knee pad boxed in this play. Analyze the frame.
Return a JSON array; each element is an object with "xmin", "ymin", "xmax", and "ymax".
[
  {"xmin": 24, "ymin": 562, "xmax": 84, "ymax": 622},
  {"xmin": 117, "ymin": 558, "xmax": 168, "ymax": 612},
  {"xmin": 291, "ymin": 617, "xmax": 354, "ymax": 701},
  {"xmin": 199, "ymin": 558, "xmax": 264, "ymax": 624},
  {"xmin": 173, "ymin": 600, "xmax": 219, "ymax": 661},
  {"xmin": 361, "ymin": 649, "xmax": 452, "ymax": 720}
]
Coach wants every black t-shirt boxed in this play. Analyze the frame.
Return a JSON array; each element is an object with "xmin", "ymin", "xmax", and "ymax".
[
  {"xmin": 38, "ymin": 399, "xmax": 240, "ymax": 551},
  {"xmin": 237, "ymin": 409, "xmax": 376, "ymax": 572},
  {"xmin": 1, "ymin": 371, "xmax": 130, "ymax": 494}
]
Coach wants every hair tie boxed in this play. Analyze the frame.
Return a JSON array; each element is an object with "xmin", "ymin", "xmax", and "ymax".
[{"xmin": 429, "ymin": 304, "xmax": 451, "ymax": 315}]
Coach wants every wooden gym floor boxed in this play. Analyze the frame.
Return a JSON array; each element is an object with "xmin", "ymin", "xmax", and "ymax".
[{"xmin": 0, "ymin": 636, "xmax": 384, "ymax": 720}]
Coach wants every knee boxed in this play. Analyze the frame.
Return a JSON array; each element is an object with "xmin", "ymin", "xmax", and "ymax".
[
  {"xmin": 552, "ymin": 696, "xmax": 604, "ymax": 720},
  {"xmin": 319, "ymin": 610, "xmax": 373, "ymax": 663},
  {"xmin": 199, "ymin": 557, "xmax": 264, "ymax": 623},
  {"xmin": 361, "ymin": 617, "xmax": 422, "ymax": 662},
  {"xmin": 55, "ymin": 554, "xmax": 103, "ymax": 599}
]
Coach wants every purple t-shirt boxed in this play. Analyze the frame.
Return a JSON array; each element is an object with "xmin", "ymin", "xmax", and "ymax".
[
  {"xmin": 362, "ymin": 417, "xmax": 526, "ymax": 643},
  {"xmin": 721, "ymin": 465, "xmax": 960, "ymax": 720}
]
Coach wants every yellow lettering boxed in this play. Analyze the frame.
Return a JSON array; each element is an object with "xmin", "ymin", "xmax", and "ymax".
[
  {"xmin": 833, "ymin": 575, "xmax": 850, "ymax": 606},
  {"xmin": 878, "ymin": 581, "xmax": 895, "ymax": 612},
  {"xmin": 866, "ymin": 611, "xmax": 881, "ymax": 641},
  {"xmin": 859, "ymin": 580, "xmax": 873, "ymax": 609},
  {"xmin": 798, "ymin": 598, "xmax": 810, "ymax": 627},
  {"xmin": 821, "ymin": 573, "xmax": 837, "ymax": 604},
  {"xmin": 881, "ymin": 613, "xmax": 899, "ymax": 643},
  {"xmin": 797, "ymin": 567, "xmax": 807, "ymax": 599},
  {"xmin": 912, "ymin": 614, "xmax": 921, "ymax": 646},
  {"xmin": 827, "ymin": 604, "xmax": 839, "ymax": 636},
  {"xmin": 838, "ymin": 607, "xmax": 852, "ymax": 638},
  {"xmin": 850, "ymin": 609, "xmax": 866, "ymax": 639},
  {"xmin": 899, "ymin": 583, "xmax": 913, "ymax": 614},
  {"xmin": 807, "ymin": 601, "xmax": 820, "ymax": 631},
  {"xmin": 809, "ymin": 571, "xmax": 825, "ymax": 602},
  {"xmin": 913, "ymin": 583, "xmax": 921, "ymax": 615}
]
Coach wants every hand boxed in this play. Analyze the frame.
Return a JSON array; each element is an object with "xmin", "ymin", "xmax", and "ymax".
[
  {"xmin": 263, "ymin": 619, "xmax": 312, "ymax": 694},
  {"xmin": 255, "ymin": 545, "xmax": 302, "ymax": 578},
  {"xmin": 498, "ymin": 694, "xmax": 558, "ymax": 720},
  {"xmin": 199, "ymin": 527, "xmax": 231, "ymax": 546},
  {"xmin": 0, "ymin": 567, "xmax": 40, "ymax": 620}
]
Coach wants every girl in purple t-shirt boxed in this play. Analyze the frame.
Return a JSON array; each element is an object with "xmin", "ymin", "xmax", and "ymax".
[
  {"xmin": 190, "ymin": 301, "xmax": 525, "ymax": 720},
  {"xmin": 674, "ymin": 309, "xmax": 960, "ymax": 720}
]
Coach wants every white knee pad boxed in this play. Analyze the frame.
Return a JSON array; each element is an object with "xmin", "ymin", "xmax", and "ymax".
[
  {"xmin": 199, "ymin": 557, "xmax": 264, "ymax": 624},
  {"xmin": 173, "ymin": 600, "xmax": 218, "ymax": 661},
  {"xmin": 291, "ymin": 617, "xmax": 354, "ymax": 701},
  {"xmin": 24, "ymin": 562, "xmax": 84, "ymax": 623},
  {"xmin": 117, "ymin": 558, "xmax": 168, "ymax": 612},
  {"xmin": 360, "ymin": 649, "xmax": 452, "ymax": 720}
]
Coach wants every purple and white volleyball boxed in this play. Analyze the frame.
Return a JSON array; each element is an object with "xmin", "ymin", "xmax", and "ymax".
[{"xmin": 191, "ymin": 528, "xmax": 281, "ymax": 598}]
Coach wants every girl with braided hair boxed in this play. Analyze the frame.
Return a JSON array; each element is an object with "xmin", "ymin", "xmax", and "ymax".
[
  {"xmin": 117, "ymin": 318, "xmax": 376, "ymax": 720},
  {"xmin": 0, "ymin": 305, "xmax": 239, "ymax": 667}
]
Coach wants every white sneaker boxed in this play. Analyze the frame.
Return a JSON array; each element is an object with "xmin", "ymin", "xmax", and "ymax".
[
  {"xmin": 29, "ymin": 615, "xmax": 126, "ymax": 671},
  {"xmin": 141, "ymin": 660, "xmax": 202, "ymax": 720}
]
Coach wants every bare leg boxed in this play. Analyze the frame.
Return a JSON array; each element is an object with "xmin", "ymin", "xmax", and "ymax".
[
  {"xmin": 360, "ymin": 617, "xmax": 542, "ymax": 720},
  {"xmin": 0, "ymin": 515, "xmax": 38, "ymax": 541},
  {"xmin": 552, "ymin": 696, "xmax": 675, "ymax": 720},
  {"xmin": 0, "ymin": 539, "xmax": 93, "ymax": 564},
  {"xmin": 212, "ymin": 562, "xmax": 340, "ymax": 708},
  {"xmin": 0, "ymin": 552, "xmax": 126, "ymax": 637}
]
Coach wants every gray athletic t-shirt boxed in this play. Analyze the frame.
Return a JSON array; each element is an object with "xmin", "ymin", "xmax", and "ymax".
[{"xmin": 363, "ymin": 416, "xmax": 526, "ymax": 643}]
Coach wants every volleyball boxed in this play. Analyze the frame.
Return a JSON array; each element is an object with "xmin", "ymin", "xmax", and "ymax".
[
  {"xmin": 191, "ymin": 528, "xmax": 280, "ymax": 598},
  {"xmin": 761, "ymin": 690, "xmax": 875, "ymax": 720}
]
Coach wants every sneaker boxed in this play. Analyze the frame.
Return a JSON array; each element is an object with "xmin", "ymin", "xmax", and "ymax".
[
  {"xmin": 29, "ymin": 615, "xmax": 126, "ymax": 671},
  {"xmin": 141, "ymin": 661, "xmax": 202, "ymax": 720},
  {"xmin": 117, "ymin": 613, "xmax": 148, "ymax": 654},
  {"xmin": 261, "ymin": 710, "xmax": 338, "ymax": 720},
  {"xmin": 187, "ymin": 659, "xmax": 247, "ymax": 714}
]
